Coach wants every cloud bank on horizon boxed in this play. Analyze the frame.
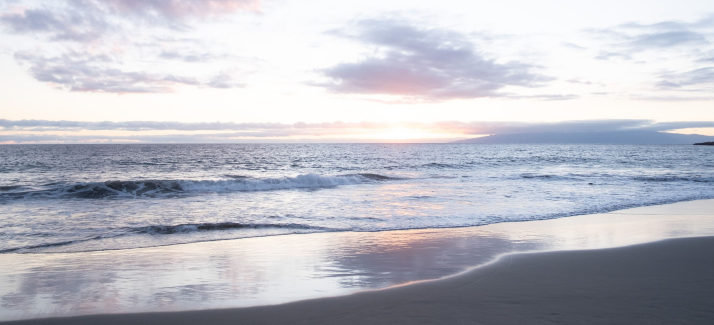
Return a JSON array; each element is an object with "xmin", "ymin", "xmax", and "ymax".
[
  {"xmin": 2, "ymin": 118, "xmax": 714, "ymax": 144},
  {"xmin": 1, "ymin": 0, "xmax": 714, "ymax": 142}
]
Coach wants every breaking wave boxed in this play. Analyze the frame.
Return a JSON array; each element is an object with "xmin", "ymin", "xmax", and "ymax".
[
  {"xmin": 130, "ymin": 222, "xmax": 323, "ymax": 235},
  {"xmin": 0, "ymin": 222, "xmax": 329, "ymax": 253},
  {"xmin": 0, "ymin": 173, "xmax": 401, "ymax": 200}
]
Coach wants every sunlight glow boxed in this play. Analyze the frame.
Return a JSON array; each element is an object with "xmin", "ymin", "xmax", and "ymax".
[{"xmin": 371, "ymin": 128, "xmax": 438, "ymax": 140}]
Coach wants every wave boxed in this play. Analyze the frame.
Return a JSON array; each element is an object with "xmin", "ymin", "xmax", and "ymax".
[
  {"xmin": 129, "ymin": 222, "xmax": 322, "ymax": 235},
  {"xmin": 421, "ymin": 163, "xmax": 457, "ymax": 169},
  {"xmin": 223, "ymin": 174, "xmax": 251, "ymax": 179},
  {"xmin": 0, "ymin": 237, "xmax": 103, "ymax": 253},
  {"xmin": 0, "ymin": 185, "xmax": 24, "ymax": 191},
  {"xmin": 633, "ymin": 176, "xmax": 714, "ymax": 182},
  {"xmin": 0, "ymin": 222, "xmax": 328, "ymax": 253},
  {"xmin": 518, "ymin": 173, "xmax": 714, "ymax": 183},
  {"xmin": 5, "ymin": 194, "xmax": 714, "ymax": 254},
  {"xmin": 347, "ymin": 173, "xmax": 405, "ymax": 181},
  {"xmin": 520, "ymin": 173, "xmax": 577, "ymax": 180},
  {"xmin": 0, "ymin": 173, "xmax": 401, "ymax": 200}
]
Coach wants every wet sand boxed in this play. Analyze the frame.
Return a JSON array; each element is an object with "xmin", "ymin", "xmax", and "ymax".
[{"xmin": 6, "ymin": 235, "xmax": 714, "ymax": 325}]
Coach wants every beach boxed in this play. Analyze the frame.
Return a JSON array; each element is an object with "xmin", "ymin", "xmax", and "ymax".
[
  {"xmin": 3, "ymin": 0, "xmax": 714, "ymax": 322},
  {"xmin": 1, "ymin": 199, "xmax": 714, "ymax": 324},
  {"xmin": 5, "ymin": 236, "xmax": 714, "ymax": 324}
]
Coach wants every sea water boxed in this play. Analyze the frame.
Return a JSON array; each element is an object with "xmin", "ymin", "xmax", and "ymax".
[{"xmin": 1, "ymin": 144, "xmax": 713, "ymax": 254}]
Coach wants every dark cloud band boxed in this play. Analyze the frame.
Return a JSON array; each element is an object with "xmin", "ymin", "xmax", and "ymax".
[{"xmin": 2, "ymin": 118, "xmax": 713, "ymax": 134}]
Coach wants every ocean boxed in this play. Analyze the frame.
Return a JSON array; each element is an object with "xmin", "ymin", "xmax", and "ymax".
[{"xmin": 1, "ymin": 143, "xmax": 713, "ymax": 254}]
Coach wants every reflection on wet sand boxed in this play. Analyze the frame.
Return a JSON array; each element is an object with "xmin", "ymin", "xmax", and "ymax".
[{"xmin": 1, "ymin": 199, "xmax": 713, "ymax": 321}]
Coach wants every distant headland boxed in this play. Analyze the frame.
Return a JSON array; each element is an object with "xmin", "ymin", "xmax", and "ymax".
[
  {"xmin": 694, "ymin": 142, "xmax": 714, "ymax": 146},
  {"xmin": 453, "ymin": 131, "xmax": 714, "ymax": 145}
]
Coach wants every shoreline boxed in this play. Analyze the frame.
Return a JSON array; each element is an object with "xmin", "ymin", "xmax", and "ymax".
[
  {"xmin": 9, "ymin": 195, "xmax": 714, "ymax": 255},
  {"xmin": 1, "ymin": 199, "xmax": 714, "ymax": 321},
  {"xmin": 5, "ymin": 236, "xmax": 714, "ymax": 324}
]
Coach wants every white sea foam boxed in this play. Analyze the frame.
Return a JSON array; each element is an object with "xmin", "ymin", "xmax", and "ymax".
[
  {"xmin": 0, "ymin": 173, "xmax": 398, "ymax": 200},
  {"xmin": 178, "ymin": 173, "xmax": 369, "ymax": 192}
]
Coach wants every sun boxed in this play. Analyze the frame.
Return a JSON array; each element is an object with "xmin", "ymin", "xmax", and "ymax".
[{"xmin": 380, "ymin": 128, "xmax": 428, "ymax": 140}]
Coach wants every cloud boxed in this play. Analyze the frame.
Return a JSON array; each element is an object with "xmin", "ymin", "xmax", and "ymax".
[
  {"xmin": 439, "ymin": 119, "xmax": 714, "ymax": 135},
  {"xmin": 1, "ymin": 1, "xmax": 257, "ymax": 93},
  {"xmin": 502, "ymin": 93, "xmax": 580, "ymax": 101},
  {"xmin": 621, "ymin": 29, "xmax": 707, "ymax": 49},
  {"xmin": 634, "ymin": 95, "xmax": 714, "ymax": 101},
  {"xmin": 98, "ymin": 0, "xmax": 262, "ymax": 20},
  {"xmin": 637, "ymin": 121, "xmax": 714, "ymax": 131},
  {"xmin": 3, "ymin": 118, "xmax": 714, "ymax": 143},
  {"xmin": 566, "ymin": 79, "xmax": 592, "ymax": 85},
  {"xmin": 316, "ymin": 19, "xmax": 553, "ymax": 101},
  {"xmin": 562, "ymin": 42, "xmax": 586, "ymax": 50},
  {"xmin": 589, "ymin": 16, "xmax": 714, "ymax": 97},
  {"xmin": 159, "ymin": 50, "xmax": 226, "ymax": 62},
  {"xmin": 591, "ymin": 16, "xmax": 713, "ymax": 60},
  {"xmin": 3, "ymin": 118, "xmax": 714, "ymax": 136},
  {"xmin": 14, "ymin": 50, "xmax": 243, "ymax": 93},
  {"xmin": 0, "ymin": 119, "xmax": 391, "ymax": 132},
  {"xmin": 0, "ymin": 0, "xmax": 262, "ymax": 40},
  {"xmin": 656, "ymin": 67, "xmax": 714, "ymax": 89},
  {"xmin": 594, "ymin": 51, "xmax": 632, "ymax": 60},
  {"xmin": 0, "ymin": 6, "xmax": 109, "ymax": 42}
]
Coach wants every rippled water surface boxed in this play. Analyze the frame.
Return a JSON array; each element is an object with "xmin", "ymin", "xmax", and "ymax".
[{"xmin": 1, "ymin": 144, "xmax": 713, "ymax": 253}]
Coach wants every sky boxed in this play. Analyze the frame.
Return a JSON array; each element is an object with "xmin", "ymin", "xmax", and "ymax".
[{"xmin": 1, "ymin": 0, "xmax": 714, "ymax": 143}]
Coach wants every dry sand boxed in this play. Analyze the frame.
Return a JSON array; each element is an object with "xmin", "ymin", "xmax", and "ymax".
[{"xmin": 5, "ymin": 235, "xmax": 714, "ymax": 325}]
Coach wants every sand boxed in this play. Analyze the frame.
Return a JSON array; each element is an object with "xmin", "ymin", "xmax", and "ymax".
[{"xmin": 5, "ymin": 235, "xmax": 714, "ymax": 325}]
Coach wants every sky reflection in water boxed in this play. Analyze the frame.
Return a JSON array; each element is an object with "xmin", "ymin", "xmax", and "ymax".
[{"xmin": 1, "ymin": 199, "xmax": 713, "ymax": 321}]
